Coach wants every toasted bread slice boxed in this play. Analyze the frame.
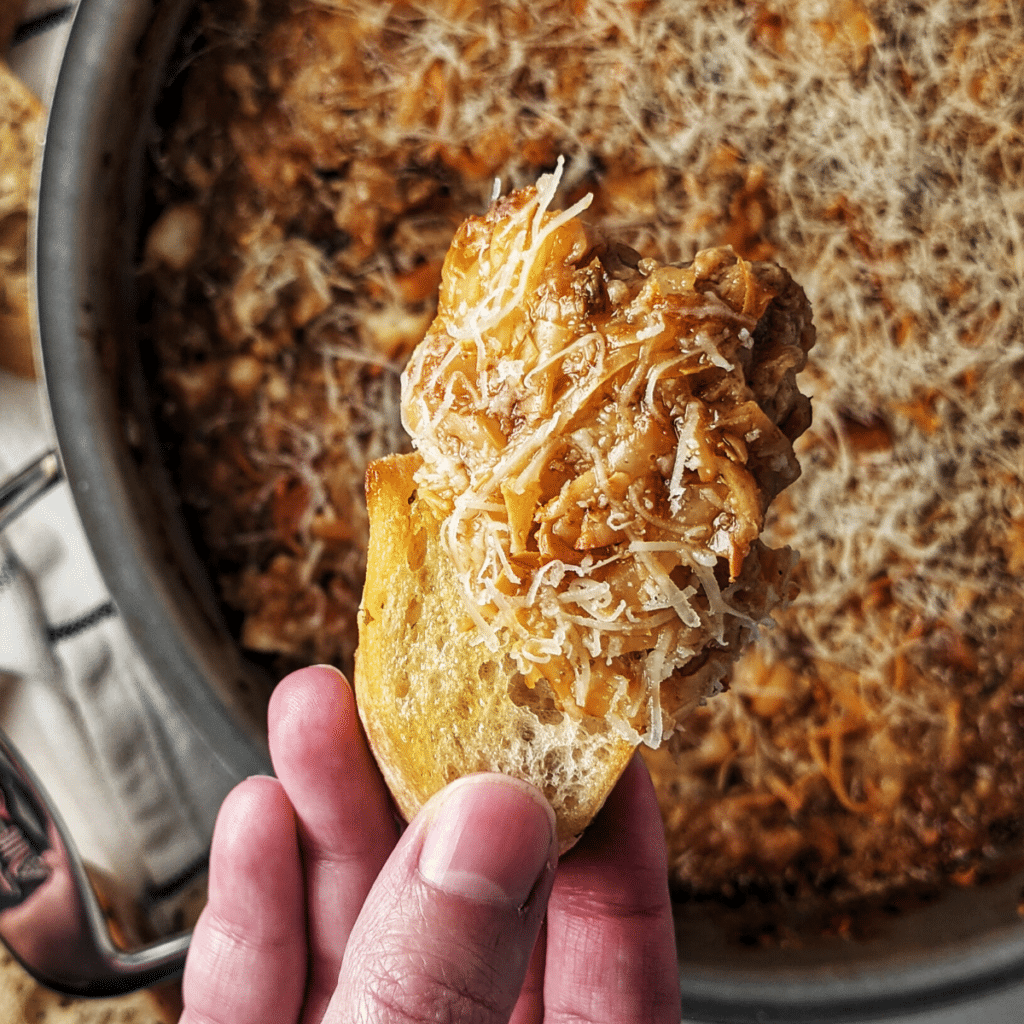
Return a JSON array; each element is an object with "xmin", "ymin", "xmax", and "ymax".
[
  {"xmin": 355, "ymin": 162, "xmax": 813, "ymax": 845},
  {"xmin": 356, "ymin": 451, "xmax": 636, "ymax": 849}
]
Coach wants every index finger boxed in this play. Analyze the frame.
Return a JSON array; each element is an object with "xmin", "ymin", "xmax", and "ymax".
[
  {"xmin": 268, "ymin": 665, "xmax": 400, "ymax": 1020},
  {"xmin": 180, "ymin": 776, "xmax": 305, "ymax": 1024},
  {"xmin": 542, "ymin": 753, "xmax": 681, "ymax": 1024}
]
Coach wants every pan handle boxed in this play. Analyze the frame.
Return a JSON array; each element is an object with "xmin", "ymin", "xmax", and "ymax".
[
  {"xmin": 0, "ymin": 450, "xmax": 63, "ymax": 533},
  {"xmin": 0, "ymin": 451, "xmax": 194, "ymax": 992},
  {"xmin": 0, "ymin": 727, "xmax": 189, "ymax": 995}
]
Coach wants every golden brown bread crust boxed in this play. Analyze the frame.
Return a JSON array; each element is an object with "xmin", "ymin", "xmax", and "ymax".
[{"xmin": 356, "ymin": 451, "xmax": 635, "ymax": 850}]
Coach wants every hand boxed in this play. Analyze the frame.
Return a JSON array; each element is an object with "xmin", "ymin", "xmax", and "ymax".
[{"xmin": 178, "ymin": 664, "xmax": 681, "ymax": 1024}]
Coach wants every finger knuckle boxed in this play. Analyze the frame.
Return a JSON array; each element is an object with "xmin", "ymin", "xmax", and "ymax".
[
  {"xmin": 563, "ymin": 886, "xmax": 669, "ymax": 926},
  {"xmin": 356, "ymin": 946, "xmax": 509, "ymax": 1024}
]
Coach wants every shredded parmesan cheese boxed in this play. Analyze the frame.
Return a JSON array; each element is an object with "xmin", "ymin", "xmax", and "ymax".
[{"xmin": 401, "ymin": 162, "xmax": 812, "ymax": 747}]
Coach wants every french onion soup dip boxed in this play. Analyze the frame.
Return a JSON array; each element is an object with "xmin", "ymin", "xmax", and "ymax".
[{"xmin": 143, "ymin": 0, "xmax": 1024, "ymax": 925}]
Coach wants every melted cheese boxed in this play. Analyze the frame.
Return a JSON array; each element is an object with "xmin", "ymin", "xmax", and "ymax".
[{"xmin": 401, "ymin": 161, "xmax": 809, "ymax": 746}]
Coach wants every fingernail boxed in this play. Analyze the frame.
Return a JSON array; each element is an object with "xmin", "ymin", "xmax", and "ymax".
[
  {"xmin": 312, "ymin": 663, "xmax": 347, "ymax": 681},
  {"xmin": 418, "ymin": 776, "xmax": 556, "ymax": 906}
]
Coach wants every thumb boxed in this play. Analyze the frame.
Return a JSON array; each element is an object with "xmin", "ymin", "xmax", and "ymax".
[{"xmin": 328, "ymin": 774, "xmax": 557, "ymax": 1024}]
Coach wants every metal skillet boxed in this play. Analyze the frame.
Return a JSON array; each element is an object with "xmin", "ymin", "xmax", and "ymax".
[{"xmin": 0, "ymin": 0, "xmax": 271, "ymax": 995}]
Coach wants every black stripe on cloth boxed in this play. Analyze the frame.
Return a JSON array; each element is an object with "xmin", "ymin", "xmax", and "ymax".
[
  {"xmin": 12, "ymin": 4, "xmax": 75, "ymax": 45},
  {"xmin": 145, "ymin": 853, "xmax": 210, "ymax": 908},
  {"xmin": 47, "ymin": 600, "xmax": 117, "ymax": 643}
]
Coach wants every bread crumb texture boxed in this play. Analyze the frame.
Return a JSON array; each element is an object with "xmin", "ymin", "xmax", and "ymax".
[
  {"xmin": 358, "ymin": 451, "xmax": 636, "ymax": 848},
  {"xmin": 146, "ymin": 0, "xmax": 1024, "ymax": 907}
]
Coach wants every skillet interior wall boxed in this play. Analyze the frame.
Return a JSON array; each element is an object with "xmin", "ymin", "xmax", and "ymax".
[{"xmin": 138, "ymin": 0, "xmax": 1024, "ymax": 924}]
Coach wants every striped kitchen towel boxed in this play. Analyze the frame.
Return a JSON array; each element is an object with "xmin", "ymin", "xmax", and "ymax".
[{"xmin": 2, "ymin": 1, "xmax": 235, "ymax": 921}]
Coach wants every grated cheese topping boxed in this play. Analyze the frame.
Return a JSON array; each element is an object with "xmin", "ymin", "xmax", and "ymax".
[{"xmin": 401, "ymin": 161, "xmax": 813, "ymax": 747}]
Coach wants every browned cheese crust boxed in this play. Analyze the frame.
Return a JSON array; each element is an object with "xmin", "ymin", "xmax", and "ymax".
[{"xmin": 0, "ymin": 59, "xmax": 42, "ymax": 379}]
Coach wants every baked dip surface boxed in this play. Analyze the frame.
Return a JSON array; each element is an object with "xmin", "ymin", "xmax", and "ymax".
[{"xmin": 142, "ymin": 0, "xmax": 1024, "ymax": 922}]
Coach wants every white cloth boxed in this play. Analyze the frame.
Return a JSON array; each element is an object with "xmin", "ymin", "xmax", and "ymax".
[
  {"xmin": 7, "ymin": 0, "xmax": 77, "ymax": 98},
  {"xmin": 3, "ymin": 1, "xmax": 233, "ymax": 911},
  {"xmin": 0, "ymin": 369, "xmax": 230, "ymax": 899}
]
